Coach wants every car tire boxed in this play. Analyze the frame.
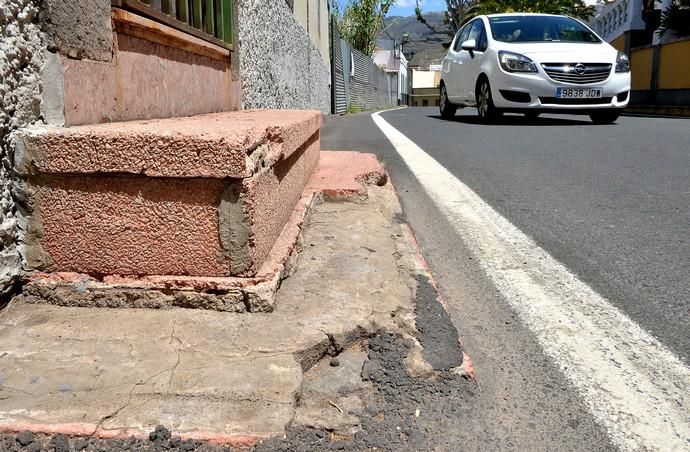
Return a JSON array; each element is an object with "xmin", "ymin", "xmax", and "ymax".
[
  {"xmin": 476, "ymin": 78, "xmax": 501, "ymax": 123},
  {"xmin": 589, "ymin": 110, "xmax": 621, "ymax": 124},
  {"xmin": 440, "ymin": 85, "xmax": 457, "ymax": 120}
]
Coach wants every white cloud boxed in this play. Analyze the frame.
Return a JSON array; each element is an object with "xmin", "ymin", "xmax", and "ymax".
[{"xmin": 395, "ymin": 0, "xmax": 446, "ymax": 9}]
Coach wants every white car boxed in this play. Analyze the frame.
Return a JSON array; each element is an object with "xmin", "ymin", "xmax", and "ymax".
[{"xmin": 440, "ymin": 13, "xmax": 631, "ymax": 124}]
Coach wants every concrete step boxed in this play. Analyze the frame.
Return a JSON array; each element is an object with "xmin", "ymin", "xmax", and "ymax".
[
  {"xmin": 15, "ymin": 110, "xmax": 322, "ymax": 278},
  {"xmin": 20, "ymin": 151, "xmax": 389, "ymax": 313},
  {"xmin": 0, "ymin": 181, "xmax": 418, "ymax": 445}
]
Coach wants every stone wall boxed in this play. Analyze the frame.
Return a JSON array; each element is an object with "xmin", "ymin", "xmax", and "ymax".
[
  {"xmin": 0, "ymin": 0, "xmax": 123, "ymax": 301},
  {"xmin": 0, "ymin": 0, "xmax": 44, "ymax": 301},
  {"xmin": 238, "ymin": 0, "xmax": 330, "ymax": 113},
  {"xmin": 1, "ymin": 0, "xmax": 242, "ymax": 300}
]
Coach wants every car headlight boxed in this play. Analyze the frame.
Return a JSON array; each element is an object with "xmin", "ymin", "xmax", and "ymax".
[
  {"xmin": 498, "ymin": 51, "xmax": 538, "ymax": 73},
  {"xmin": 615, "ymin": 51, "xmax": 630, "ymax": 73}
]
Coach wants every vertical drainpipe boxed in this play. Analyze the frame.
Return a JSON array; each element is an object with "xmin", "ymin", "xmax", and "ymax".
[
  {"xmin": 330, "ymin": 13, "xmax": 336, "ymax": 114},
  {"xmin": 650, "ymin": 43, "xmax": 661, "ymax": 105}
]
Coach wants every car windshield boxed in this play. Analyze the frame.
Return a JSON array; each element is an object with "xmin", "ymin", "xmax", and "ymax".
[{"xmin": 489, "ymin": 16, "xmax": 601, "ymax": 43}]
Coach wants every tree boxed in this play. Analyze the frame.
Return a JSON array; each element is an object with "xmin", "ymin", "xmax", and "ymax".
[
  {"xmin": 657, "ymin": 0, "xmax": 690, "ymax": 38},
  {"xmin": 337, "ymin": 0, "xmax": 397, "ymax": 55},
  {"xmin": 414, "ymin": 0, "xmax": 472, "ymax": 33},
  {"xmin": 443, "ymin": 0, "xmax": 475, "ymax": 31},
  {"xmin": 416, "ymin": 0, "xmax": 594, "ymax": 34},
  {"xmin": 464, "ymin": 0, "xmax": 594, "ymax": 21}
]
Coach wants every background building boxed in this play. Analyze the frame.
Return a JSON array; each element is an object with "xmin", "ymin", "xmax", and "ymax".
[
  {"xmin": 290, "ymin": 0, "xmax": 331, "ymax": 70},
  {"xmin": 589, "ymin": 0, "xmax": 690, "ymax": 109},
  {"xmin": 410, "ymin": 68, "xmax": 441, "ymax": 107},
  {"xmin": 373, "ymin": 45, "xmax": 409, "ymax": 105}
]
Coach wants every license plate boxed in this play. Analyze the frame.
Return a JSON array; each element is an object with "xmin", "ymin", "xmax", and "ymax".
[{"xmin": 556, "ymin": 87, "xmax": 603, "ymax": 99}]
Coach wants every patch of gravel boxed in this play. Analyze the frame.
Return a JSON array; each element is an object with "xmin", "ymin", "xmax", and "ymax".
[
  {"xmin": 256, "ymin": 332, "xmax": 476, "ymax": 451},
  {"xmin": 412, "ymin": 275, "xmax": 463, "ymax": 371}
]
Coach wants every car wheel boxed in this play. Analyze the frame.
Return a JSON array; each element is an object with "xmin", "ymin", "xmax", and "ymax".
[
  {"xmin": 589, "ymin": 110, "xmax": 621, "ymax": 124},
  {"xmin": 440, "ymin": 85, "xmax": 457, "ymax": 120},
  {"xmin": 476, "ymin": 78, "xmax": 501, "ymax": 123}
]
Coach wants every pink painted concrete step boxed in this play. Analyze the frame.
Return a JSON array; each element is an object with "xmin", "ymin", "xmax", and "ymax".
[
  {"xmin": 16, "ymin": 110, "xmax": 322, "ymax": 179},
  {"xmin": 21, "ymin": 151, "xmax": 388, "ymax": 313},
  {"xmin": 307, "ymin": 151, "xmax": 388, "ymax": 198},
  {"xmin": 16, "ymin": 110, "xmax": 322, "ymax": 278}
]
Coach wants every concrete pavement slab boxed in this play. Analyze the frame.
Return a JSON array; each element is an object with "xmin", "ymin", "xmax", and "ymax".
[
  {"xmin": 0, "ymin": 177, "xmax": 427, "ymax": 445},
  {"xmin": 293, "ymin": 349, "xmax": 372, "ymax": 433}
]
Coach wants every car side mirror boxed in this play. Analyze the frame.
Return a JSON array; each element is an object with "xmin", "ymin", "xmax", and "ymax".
[{"xmin": 461, "ymin": 39, "xmax": 476, "ymax": 52}]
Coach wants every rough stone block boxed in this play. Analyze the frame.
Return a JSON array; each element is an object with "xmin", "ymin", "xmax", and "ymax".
[
  {"xmin": 15, "ymin": 110, "xmax": 322, "ymax": 278},
  {"xmin": 41, "ymin": 0, "xmax": 114, "ymax": 62}
]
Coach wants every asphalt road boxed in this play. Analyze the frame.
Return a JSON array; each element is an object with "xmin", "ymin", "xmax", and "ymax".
[{"xmin": 321, "ymin": 107, "xmax": 689, "ymax": 450}]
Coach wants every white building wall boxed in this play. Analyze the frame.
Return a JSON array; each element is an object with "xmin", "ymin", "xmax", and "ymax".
[
  {"xmin": 399, "ymin": 53, "xmax": 408, "ymax": 96},
  {"xmin": 292, "ymin": 0, "xmax": 331, "ymax": 68},
  {"xmin": 412, "ymin": 70, "xmax": 437, "ymax": 89}
]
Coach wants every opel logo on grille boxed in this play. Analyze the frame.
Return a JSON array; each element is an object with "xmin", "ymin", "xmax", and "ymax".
[{"xmin": 574, "ymin": 63, "xmax": 586, "ymax": 75}]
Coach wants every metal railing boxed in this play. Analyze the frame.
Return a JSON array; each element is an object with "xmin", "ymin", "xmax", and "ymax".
[{"xmin": 112, "ymin": 0, "xmax": 234, "ymax": 48}]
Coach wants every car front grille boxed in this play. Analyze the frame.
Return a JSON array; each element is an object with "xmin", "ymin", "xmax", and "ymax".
[
  {"xmin": 539, "ymin": 97, "xmax": 613, "ymax": 105},
  {"xmin": 542, "ymin": 63, "xmax": 612, "ymax": 85}
]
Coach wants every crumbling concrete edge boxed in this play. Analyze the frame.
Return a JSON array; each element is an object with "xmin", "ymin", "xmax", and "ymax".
[
  {"xmin": 280, "ymin": 181, "xmax": 470, "ymax": 441},
  {"xmin": 289, "ymin": 180, "xmax": 448, "ymax": 375},
  {"xmin": 397, "ymin": 214, "xmax": 475, "ymax": 381}
]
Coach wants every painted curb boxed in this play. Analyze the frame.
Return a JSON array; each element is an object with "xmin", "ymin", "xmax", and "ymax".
[{"xmin": 0, "ymin": 423, "xmax": 267, "ymax": 448}]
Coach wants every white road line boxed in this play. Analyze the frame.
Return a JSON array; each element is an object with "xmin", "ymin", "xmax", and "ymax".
[{"xmin": 372, "ymin": 111, "xmax": 690, "ymax": 451}]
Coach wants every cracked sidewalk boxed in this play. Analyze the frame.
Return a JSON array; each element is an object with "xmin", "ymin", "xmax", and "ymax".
[{"xmin": 0, "ymin": 177, "xmax": 430, "ymax": 446}]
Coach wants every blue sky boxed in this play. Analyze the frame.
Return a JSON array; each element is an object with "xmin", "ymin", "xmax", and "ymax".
[
  {"xmin": 336, "ymin": 0, "xmax": 448, "ymax": 18},
  {"xmin": 339, "ymin": 0, "xmax": 599, "ymax": 17},
  {"xmin": 388, "ymin": 0, "xmax": 447, "ymax": 17}
]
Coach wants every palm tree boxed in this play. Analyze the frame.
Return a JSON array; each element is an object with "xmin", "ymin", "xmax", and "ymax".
[
  {"xmin": 657, "ymin": 0, "xmax": 690, "ymax": 38},
  {"xmin": 464, "ymin": 0, "xmax": 594, "ymax": 24}
]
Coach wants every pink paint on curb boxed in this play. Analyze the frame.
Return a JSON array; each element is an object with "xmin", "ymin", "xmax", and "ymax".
[
  {"xmin": 0, "ymin": 423, "xmax": 265, "ymax": 448},
  {"xmin": 395, "ymin": 198, "xmax": 477, "ymax": 380},
  {"xmin": 462, "ymin": 352, "xmax": 477, "ymax": 380},
  {"xmin": 399, "ymin": 222, "xmax": 450, "ymax": 312},
  {"xmin": 307, "ymin": 150, "xmax": 387, "ymax": 198}
]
